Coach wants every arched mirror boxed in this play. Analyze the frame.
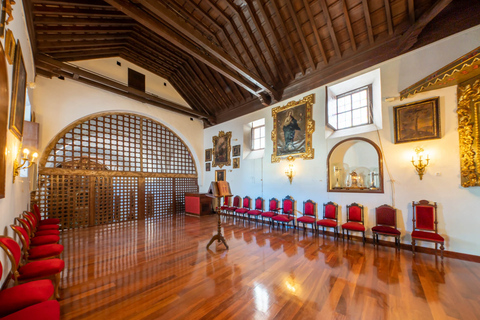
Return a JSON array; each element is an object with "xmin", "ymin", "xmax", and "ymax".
[{"xmin": 327, "ymin": 137, "xmax": 383, "ymax": 193}]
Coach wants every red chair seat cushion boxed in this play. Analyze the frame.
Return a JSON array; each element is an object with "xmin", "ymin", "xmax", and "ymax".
[
  {"xmin": 2, "ymin": 300, "xmax": 60, "ymax": 320},
  {"xmin": 272, "ymin": 215, "xmax": 294, "ymax": 222},
  {"xmin": 342, "ymin": 222, "xmax": 365, "ymax": 231},
  {"xmin": 34, "ymin": 229, "xmax": 60, "ymax": 237},
  {"xmin": 31, "ymin": 235, "xmax": 60, "ymax": 246},
  {"xmin": 297, "ymin": 216, "xmax": 316, "ymax": 224},
  {"xmin": 28, "ymin": 244, "xmax": 64, "ymax": 260},
  {"xmin": 36, "ymin": 224, "xmax": 59, "ymax": 231},
  {"xmin": 39, "ymin": 218, "xmax": 61, "ymax": 225},
  {"xmin": 261, "ymin": 211, "xmax": 276, "ymax": 218},
  {"xmin": 220, "ymin": 206, "xmax": 230, "ymax": 210},
  {"xmin": 0, "ymin": 280, "xmax": 54, "ymax": 317},
  {"xmin": 235, "ymin": 208, "xmax": 249, "ymax": 214},
  {"xmin": 317, "ymin": 219, "xmax": 337, "ymax": 227},
  {"xmin": 372, "ymin": 225, "xmax": 400, "ymax": 235},
  {"xmin": 247, "ymin": 210, "xmax": 262, "ymax": 216},
  {"xmin": 411, "ymin": 231, "xmax": 444, "ymax": 242},
  {"xmin": 18, "ymin": 259, "xmax": 65, "ymax": 281},
  {"xmin": 226, "ymin": 207, "xmax": 237, "ymax": 211}
]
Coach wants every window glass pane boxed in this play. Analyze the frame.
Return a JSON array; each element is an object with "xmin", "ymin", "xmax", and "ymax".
[
  {"xmin": 338, "ymin": 112, "xmax": 351, "ymax": 129},
  {"xmin": 337, "ymin": 97, "xmax": 347, "ymax": 113},
  {"xmin": 252, "ymin": 119, "xmax": 265, "ymax": 127},
  {"xmin": 254, "ymin": 139, "xmax": 260, "ymax": 150},
  {"xmin": 260, "ymin": 126, "xmax": 265, "ymax": 137},
  {"xmin": 352, "ymin": 108, "xmax": 368, "ymax": 126}
]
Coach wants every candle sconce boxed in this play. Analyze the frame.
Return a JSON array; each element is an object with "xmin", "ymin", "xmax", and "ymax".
[
  {"xmin": 13, "ymin": 148, "xmax": 38, "ymax": 183},
  {"xmin": 411, "ymin": 147, "xmax": 430, "ymax": 180}
]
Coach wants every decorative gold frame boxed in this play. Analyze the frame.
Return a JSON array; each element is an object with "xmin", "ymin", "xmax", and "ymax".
[
  {"xmin": 212, "ymin": 131, "xmax": 231, "ymax": 168},
  {"xmin": 5, "ymin": 29, "xmax": 14, "ymax": 64},
  {"xmin": 271, "ymin": 94, "xmax": 315, "ymax": 163},
  {"xmin": 9, "ymin": 41, "xmax": 26, "ymax": 140},
  {"xmin": 215, "ymin": 169, "xmax": 226, "ymax": 182},
  {"xmin": 457, "ymin": 77, "xmax": 480, "ymax": 187},
  {"xmin": 233, "ymin": 158, "xmax": 240, "ymax": 169},
  {"xmin": 205, "ymin": 148, "xmax": 212, "ymax": 162}
]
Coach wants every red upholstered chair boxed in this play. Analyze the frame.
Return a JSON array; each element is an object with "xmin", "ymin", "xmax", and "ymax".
[
  {"xmin": 226, "ymin": 196, "xmax": 241, "ymax": 216},
  {"xmin": 342, "ymin": 203, "xmax": 366, "ymax": 243},
  {"xmin": 0, "ymin": 260, "xmax": 56, "ymax": 318},
  {"xmin": 11, "ymin": 225, "xmax": 64, "ymax": 262},
  {"xmin": 261, "ymin": 198, "xmax": 279, "ymax": 225},
  {"xmin": 296, "ymin": 200, "xmax": 317, "ymax": 233},
  {"xmin": 16, "ymin": 217, "xmax": 60, "ymax": 247},
  {"xmin": 272, "ymin": 195, "xmax": 296, "ymax": 229},
  {"xmin": 23, "ymin": 213, "xmax": 60, "ymax": 236},
  {"xmin": 372, "ymin": 205, "xmax": 400, "ymax": 247},
  {"xmin": 23, "ymin": 211, "xmax": 59, "ymax": 232},
  {"xmin": 220, "ymin": 196, "xmax": 231, "ymax": 215},
  {"xmin": 33, "ymin": 204, "xmax": 61, "ymax": 226},
  {"xmin": 235, "ymin": 196, "xmax": 251, "ymax": 218},
  {"xmin": 1, "ymin": 300, "xmax": 60, "ymax": 320},
  {"xmin": 317, "ymin": 202, "xmax": 339, "ymax": 238},
  {"xmin": 411, "ymin": 200, "xmax": 445, "ymax": 259},
  {"xmin": 247, "ymin": 197, "xmax": 264, "ymax": 223},
  {"xmin": 0, "ymin": 236, "xmax": 65, "ymax": 299}
]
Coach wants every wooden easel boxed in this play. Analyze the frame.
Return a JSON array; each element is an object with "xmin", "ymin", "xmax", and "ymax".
[{"xmin": 206, "ymin": 181, "xmax": 232, "ymax": 250}]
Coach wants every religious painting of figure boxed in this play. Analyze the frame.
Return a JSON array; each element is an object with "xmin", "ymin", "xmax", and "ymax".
[
  {"xmin": 271, "ymin": 94, "xmax": 315, "ymax": 163},
  {"xmin": 212, "ymin": 131, "xmax": 231, "ymax": 168},
  {"xmin": 394, "ymin": 97, "xmax": 440, "ymax": 144}
]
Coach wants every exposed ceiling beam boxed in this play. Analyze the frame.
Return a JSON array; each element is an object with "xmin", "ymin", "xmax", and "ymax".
[
  {"xmin": 408, "ymin": 0, "xmax": 415, "ymax": 23},
  {"xmin": 33, "ymin": 17, "xmax": 136, "ymax": 25},
  {"xmin": 398, "ymin": 0, "xmax": 453, "ymax": 53},
  {"xmin": 36, "ymin": 54, "xmax": 212, "ymax": 120},
  {"xmin": 104, "ymin": 0, "xmax": 280, "ymax": 105},
  {"xmin": 384, "ymin": 0, "xmax": 394, "ymax": 35},
  {"xmin": 318, "ymin": 0, "xmax": 341, "ymax": 59},
  {"xmin": 340, "ymin": 0, "xmax": 356, "ymax": 51},
  {"xmin": 362, "ymin": 0, "xmax": 375, "ymax": 44},
  {"xmin": 302, "ymin": 0, "xmax": 328, "ymax": 64},
  {"xmin": 31, "ymin": 0, "xmax": 112, "ymax": 7}
]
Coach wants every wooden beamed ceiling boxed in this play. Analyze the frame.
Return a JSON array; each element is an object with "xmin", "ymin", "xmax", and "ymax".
[{"xmin": 25, "ymin": 0, "xmax": 480, "ymax": 125}]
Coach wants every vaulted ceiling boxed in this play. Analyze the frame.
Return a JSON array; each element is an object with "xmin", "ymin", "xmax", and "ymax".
[{"xmin": 24, "ymin": 0, "xmax": 480, "ymax": 125}]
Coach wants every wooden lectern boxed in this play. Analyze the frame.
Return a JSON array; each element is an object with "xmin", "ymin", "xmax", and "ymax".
[{"xmin": 206, "ymin": 181, "xmax": 232, "ymax": 250}]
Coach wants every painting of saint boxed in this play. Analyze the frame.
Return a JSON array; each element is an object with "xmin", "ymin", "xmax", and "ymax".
[
  {"xmin": 212, "ymin": 131, "xmax": 231, "ymax": 168},
  {"xmin": 276, "ymin": 103, "xmax": 306, "ymax": 156}
]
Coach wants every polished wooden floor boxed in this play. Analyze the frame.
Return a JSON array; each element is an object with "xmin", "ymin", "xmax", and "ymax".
[{"xmin": 59, "ymin": 214, "xmax": 480, "ymax": 320}]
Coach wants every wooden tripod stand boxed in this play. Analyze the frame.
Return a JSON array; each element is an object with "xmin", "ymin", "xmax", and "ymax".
[{"xmin": 206, "ymin": 181, "xmax": 232, "ymax": 250}]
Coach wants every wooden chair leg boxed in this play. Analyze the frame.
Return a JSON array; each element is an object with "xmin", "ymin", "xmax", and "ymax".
[
  {"xmin": 363, "ymin": 232, "xmax": 366, "ymax": 244},
  {"xmin": 440, "ymin": 243, "xmax": 445, "ymax": 259},
  {"xmin": 412, "ymin": 239, "xmax": 416, "ymax": 255}
]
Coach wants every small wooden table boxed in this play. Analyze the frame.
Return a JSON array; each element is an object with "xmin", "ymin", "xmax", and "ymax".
[{"xmin": 185, "ymin": 193, "xmax": 213, "ymax": 216}]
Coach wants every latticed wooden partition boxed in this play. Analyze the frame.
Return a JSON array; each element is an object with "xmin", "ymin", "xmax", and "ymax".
[{"xmin": 35, "ymin": 113, "xmax": 198, "ymax": 229}]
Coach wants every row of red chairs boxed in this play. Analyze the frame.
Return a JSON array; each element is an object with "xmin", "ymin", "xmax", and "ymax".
[
  {"xmin": 219, "ymin": 196, "xmax": 445, "ymax": 258},
  {"xmin": 0, "ymin": 205, "xmax": 63, "ymax": 319}
]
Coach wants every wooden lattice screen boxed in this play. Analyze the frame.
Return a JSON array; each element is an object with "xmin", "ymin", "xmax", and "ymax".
[{"xmin": 36, "ymin": 113, "xmax": 198, "ymax": 229}]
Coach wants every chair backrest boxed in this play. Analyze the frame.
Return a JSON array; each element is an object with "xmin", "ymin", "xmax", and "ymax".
[
  {"xmin": 33, "ymin": 204, "xmax": 42, "ymax": 220},
  {"xmin": 11, "ymin": 225, "xmax": 31, "ymax": 249},
  {"xmin": 268, "ymin": 198, "xmax": 279, "ymax": 211},
  {"xmin": 323, "ymin": 201, "xmax": 338, "ymax": 220},
  {"xmin": 282, "ymin": 195, "xmax": 295, "ymax": 215},
  {"xmin": 0, "ymin": 236, "xmax": 21, "ymax": 271},
  {"xmin": 233, "ymin": 196, "xmax": 241, "ymax": 207},
  {"xmin": 16, "ymin": 217, "xmax": 33, "ymax": 236},
  {"xmin": 412, "ymin": 200, "xmax": 437, "ymax": 232},
  {"xmin": 347, "ymin": 203, "xmax": 364, "ymax": 223},
  {"xmin": 254, "ymin": 197, "xmax": 264, "ymax": 210},
  {"xmin": 222, "ymin": 196, "xmax": 230, "ymax": 206},
  {"xmin": 242, "ymin": 196, "xmax": 251, "ymax": 209},
  {"xmin": 376, "ymin": 204, "xmax": 396, "ymax": 228},
  {"xmin": 303, "ymin": 200, "xmax": 316, "ymax": 216}
]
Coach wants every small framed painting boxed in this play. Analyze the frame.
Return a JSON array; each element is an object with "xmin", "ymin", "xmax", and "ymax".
[
  {"xmin": 9, "ymin": 41, "xmax": 27, "ymax": 140},
  {"xmin": 232, "ymin": 145, "xmax": 241, "ymax": 157},
  {"xmin": 205, "ymin": 148, "xmax": 212, "ymax": 162},
  {"xmin": 233, "ymin": 158, "xmax": 240, "ymax": 169},
  {"xmin": 215, "ymin": 169, "xmax": 225, "ymax": 182},
  {"xmin": 394, "ymin": 97, "xmax": 440, "ymax": 144},
  {"xmin": 206, "ymin": 162, "xmax": 211, "ymax": 172}
]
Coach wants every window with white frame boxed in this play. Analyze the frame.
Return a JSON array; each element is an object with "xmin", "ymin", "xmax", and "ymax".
[
  {"xmin": 328, "ymin": 85, "xmax": 372, "ymax": 130},
  {"xmin": 251, "ymin": 118, "xmax": 265, "ymax": 150},
  {"xmin": 325, "ymin": 68, "xmax": 382, "ymax": 139}
]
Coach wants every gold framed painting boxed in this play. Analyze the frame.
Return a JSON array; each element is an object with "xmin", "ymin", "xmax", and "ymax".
[
  {"xmin": 0, "ymin": 42, "xmax": 8, "ymax": 198},
  {"xmin": 205, "ymin": 148, "xmax": 212, "ymax": 162},
  {"xmin": 233, "ymin": 158, "xmax": 240, "ymax": 169},
  {"xmin": 5, "ymin": 29, "xmax": 14, "ymax": 64},
  {"xmin": 9, "ymin": 41, "xmax": 26, "ymax": 140},
  {"xmin": 271, "ymin": 94, "xmax": 315, "ymax": 162},
  {"xmin": 205, "ymin": 162, "xmax": 211, "ymax": 172},
  {"xmin": 215, "ymin": 169, "xmax": 226, "ymax": 182},
  {"xmin": 232, "ymin": 145, "xmax": 240, "ymax": 157},
  {"xmin": 393, "ymin": 97, "xmax": 440, "ymax": 144},
  {"xmin": 212, "ymin": 131, "xmax": 231, "ymax": 168}
]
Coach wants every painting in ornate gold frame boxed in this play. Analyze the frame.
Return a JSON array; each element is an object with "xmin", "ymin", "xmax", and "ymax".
[
  {"xmin": 205, "ymin": 162, "xmax": 211, "ymax": 172},
  {"xmin": 5, "ymin": 29, "xmax": 14, "ymax": 64},
  {"xmin": 393, "ymin": 97, "xmax": 440, "ymax": 144},
  {"xmin": 457, "ymin": 76, "xmax": 480, "ymax": 187},
  {"xmin": 271, "ymin": 94, "xmax": 315, "ymax": 162},
  {"xmin": 0, "ymin": 41, "xmax": 8, "ymax": 198},
  {"xmin": 233, "ymin": 158, "xmax": 240, "ymax": 169},
  {"xmin": 212, "ymin": 131, "xmax": 231, "ymax": 168},
  {"xmin": 215, "ymin": 169, "xmax": 225, "ymax": 182},
  {"xmin": 232, "ymin": 144, "xmax": 240, "ymax": 157},
  {"xmin": 0, "ymin": 0, "xmax": 6, "ymax": 37},
  {"xmin": 9, "ymin": 41, "xmax": 26, "ymax": 140},
  {"xmin": 205, "ymin": 148, "xmax": 212, "ymax": 162}
]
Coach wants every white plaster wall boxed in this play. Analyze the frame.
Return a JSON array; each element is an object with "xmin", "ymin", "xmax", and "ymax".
[
  {"xmin": 0, "ymin": 0, "xmax": 37, "ymax": 285},
  {"xmin": 203, "ymin": 25, "xmax": 480, "ymax": 256}
]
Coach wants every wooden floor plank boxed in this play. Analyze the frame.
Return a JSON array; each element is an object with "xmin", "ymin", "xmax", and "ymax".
[{"xmin": 58, "ymin": 214, "xmax": 480, "ymax": 319}]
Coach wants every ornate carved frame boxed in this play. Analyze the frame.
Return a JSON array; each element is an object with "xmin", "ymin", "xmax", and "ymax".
[
  {"xmin": 212, "ymin": 130, "xmax": 231, "ymax": 168},
  {"xmin": 271, "ymin": 94, "xmax": 315, "ymax": 163},
  {"xmin": 457, "ymin": 77, "xmax": 480, "ymax": 187}
]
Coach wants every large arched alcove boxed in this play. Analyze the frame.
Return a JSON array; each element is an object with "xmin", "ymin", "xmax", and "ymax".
[{"xmin": 36, "ymin": 112, "xmax": 198, "ymax": 229}]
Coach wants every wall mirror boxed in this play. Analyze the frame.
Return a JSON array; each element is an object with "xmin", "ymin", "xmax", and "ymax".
[{"xmin": 327, "ymin": 137, "xmax": 383, "ymax": 193}]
